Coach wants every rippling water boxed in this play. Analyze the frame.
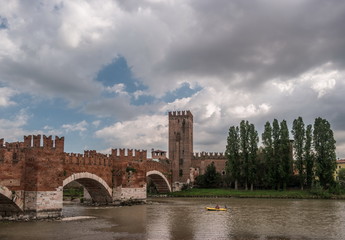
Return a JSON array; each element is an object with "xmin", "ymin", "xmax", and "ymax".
[{"xmin": 1, "ymin": 198, "xmax": 345, "ymax": 240}]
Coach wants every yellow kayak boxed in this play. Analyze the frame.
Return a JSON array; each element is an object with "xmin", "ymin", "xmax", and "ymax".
[{"xmin": 206, "ymin": 207, "xmax": 227, "ymax": 211}]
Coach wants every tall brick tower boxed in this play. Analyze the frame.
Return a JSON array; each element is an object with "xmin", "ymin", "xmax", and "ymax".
[{"xmin": 168, "ymin": 110, "xmax": 193, "ymax": 185}]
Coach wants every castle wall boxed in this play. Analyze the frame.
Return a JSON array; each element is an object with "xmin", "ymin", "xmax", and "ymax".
[
  {"xmin": 192, "ymin": 152, "xmax": 227, "ymax": 175},
  {"xmin": 169, "ymin": 111, "xmax": 193, "ymax": 183}
]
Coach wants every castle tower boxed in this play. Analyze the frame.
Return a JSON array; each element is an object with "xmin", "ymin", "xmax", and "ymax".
[{"xmin": 168, "ymin": 110, "xmax": 193, "ymax": 184}]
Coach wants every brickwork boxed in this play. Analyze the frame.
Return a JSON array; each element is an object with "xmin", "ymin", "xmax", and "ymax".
[
  {"xmin": 168, "ymin": 111, "xmax": 193, "ymax": 183},
  {"xmin": 192, "ymin": 152, "xmax": 227, "ymax": 175},
  {"xmin": 0, "ymin": 135, "xmax": 171, "ymax": 219}
]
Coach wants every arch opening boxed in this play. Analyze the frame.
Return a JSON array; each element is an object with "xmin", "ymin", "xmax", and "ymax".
[
  {"xmin": 63, "ymin": 173, "xmax": 112, "ymax": 204},
  {"xmin": 146, "ymin": 170, "xmax": 171, "ymax": 193},
  {"xmin": 0, "ymin": 186, "xmax": 23, "ymax": 216}
]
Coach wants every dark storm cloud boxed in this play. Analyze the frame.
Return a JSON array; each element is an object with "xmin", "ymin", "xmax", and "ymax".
[{"xmin": 155, "ymin": 0, "xmax": 345, "ymax": 90}]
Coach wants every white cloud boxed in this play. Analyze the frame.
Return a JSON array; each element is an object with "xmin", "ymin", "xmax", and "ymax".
[
  {"xmin": 299, "ymin": 63, "xmax": 340, "ymax": 98},
  {"xmin": 0, "ymin": 87, "xmax": 17, "ymax": 107},
  {"xmin": 105, "ymin": 84, "xmax": 127, "ymax": 95},
  {"xmin": 0, "ymin": 109, "xmax": 30, "ymax": 141},
  {"xmin": 62, "ymin": 120, "xmax": 88, "ymax": 132},
  {"xmin": 95, "ymin": 114, "xmax": 167, "ymax": 150},
  {"xmin": 92, "ymin": 120, "xmax": 101, "ymax": 128}
]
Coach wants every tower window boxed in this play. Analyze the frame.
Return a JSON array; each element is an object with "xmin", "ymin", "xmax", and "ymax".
[{"xmin": 179, "ymin": 169, "xmax": 183, "ymax": 177}]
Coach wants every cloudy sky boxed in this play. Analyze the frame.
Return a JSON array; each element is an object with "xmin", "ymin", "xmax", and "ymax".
[{"xmin": 1, "ymin": 0, "xmax": 345, "ymax": 158}]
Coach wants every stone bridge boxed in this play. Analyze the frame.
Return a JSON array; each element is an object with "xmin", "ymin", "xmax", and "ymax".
[{"xmin": 0, "ymin": 135, "xmax": 171, "ymax": 219}]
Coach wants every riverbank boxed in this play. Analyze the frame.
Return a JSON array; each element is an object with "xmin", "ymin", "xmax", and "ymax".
[{"xmin": 163, "ymin": 188, "xmax": 345, "ymax": 199}]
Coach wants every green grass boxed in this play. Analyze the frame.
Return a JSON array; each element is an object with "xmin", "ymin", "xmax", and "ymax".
[{"xmin": 167, "ymin": 188, "xmax": 345, "ymax": 199}]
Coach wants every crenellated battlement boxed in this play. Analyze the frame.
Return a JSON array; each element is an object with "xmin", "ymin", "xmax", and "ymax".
[
  {"xmin": 23, "ymin": 135, "xmax": 65, "ymax": 152},
  {"xmin": 168, "ymin": 110, "xmax": 193, "ymax": 119},
  {"xmin": 111, "ymin": 148, "xmax": 148, "ymax": 162},
  {"xmin": 63, "ymin": 151, "xmax": 112, "ymax": 166},
  {"xmin": 193, "ymin": 152, "xmax": 226, "ymax": 160}
]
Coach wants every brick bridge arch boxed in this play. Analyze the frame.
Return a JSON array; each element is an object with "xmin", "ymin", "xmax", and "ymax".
[
  {"xmin": 144, "ymin": 161, "xmax": 172, "ymax": 193},
  {"xmin": 0, "ymin": 186, "xmax": 24, "ymax": 216},
  {"xmin": 146, "ymin": 170, "xmax": 171, "ymax": 193},
  {"xmin": 63, "ymin": 172, "xmax": 112, "ymax": 203},
  {"xmin": 0, "ymin": 135, "xmax": 172, "ymax": 219}
]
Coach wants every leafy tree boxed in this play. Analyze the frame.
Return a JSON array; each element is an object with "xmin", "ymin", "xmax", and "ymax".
[
  {"xmin": 292, "ymin": 117, "xmax": 306, "ymax": 189},
  {"xmin": 280, "ymin": 120, "xmax": 292, "ymax": 190},
  {"xmin": 305, "ymin": 124, "xmax": 314, "ymax": 188},
  {"xmin": 225, "ymin": 126, "xmax": 240, "ymax": 189},
  {"xmin": 262, "ymin": 121, "xmax": 274, "ymax": 188},
  {"xmin": 313, "ymin": 117, "xmax": 337, "ymax": 188},
  {"xmin": 196, "ymin": 162, "xmax": 221, "ymax": 188}
]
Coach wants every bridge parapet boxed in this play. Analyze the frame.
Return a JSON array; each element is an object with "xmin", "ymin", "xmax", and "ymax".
[
  {"xmin": 63, "ymin": 152, "xmax": 113, "ymax": 167},
  {"xmin": 111, "ymin": 148, "xmax": 148, "ymax": 162}
]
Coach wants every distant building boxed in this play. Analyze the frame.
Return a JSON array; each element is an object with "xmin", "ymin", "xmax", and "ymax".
[{"xmin": 335, "ymin": 159, "xmax": 345, "ymax": 180}]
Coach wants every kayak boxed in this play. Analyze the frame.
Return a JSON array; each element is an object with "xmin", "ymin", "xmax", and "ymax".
[{"xmin": 206, "ymin": 207, "xmax": 227, "ymax": 211}]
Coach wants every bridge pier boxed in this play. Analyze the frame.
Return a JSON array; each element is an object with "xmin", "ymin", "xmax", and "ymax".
[
  {"xmin": 112, "ymin": 185, "xmax": 147, "ymax": 203},
  {"xmin": 23, "ymin": 188, "xmax": 63, "ymax": 219}
]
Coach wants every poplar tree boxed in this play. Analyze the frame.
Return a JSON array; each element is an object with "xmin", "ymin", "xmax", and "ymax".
[
  {"xmin": 292, "ymin": 117, "xmax": 306, "ymax": 190},
  {"xmin": 262, "ymin": 121, "xmax": 274, "ymax": 188},
  {"xmin": 305, "ymin": 124, "xmax": 314, "ymax": 188},
  {"xmin": 313, "ymin": 117, "xmax": 337, "ymax": 188},
  {"xmin": 272, "ymin": 119, "xmax": 282, "ymax": 189},
  {"xmin": 225, "ymin": 126, "xmax": 240, "ymax": 189},
  {"xmin": 240, "ymin": 120, "xmax": 250, "ymax": 190},
  {"xmin": 248, "ymin": 123, "xmax": 259, "ymax": 191},
  {"xmin": 280, "ymin": 120, "xmax": 292, "ymax": 190}
]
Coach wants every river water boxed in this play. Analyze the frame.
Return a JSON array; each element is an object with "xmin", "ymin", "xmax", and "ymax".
[{"xmin": 1, "ymin": 197, "xmax": 345, "ymax": 240}]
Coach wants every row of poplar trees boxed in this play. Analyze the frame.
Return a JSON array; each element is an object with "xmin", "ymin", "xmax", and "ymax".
[{"xmin": 225, "ymin": 117, "xmax": 337, "ymax": 190}]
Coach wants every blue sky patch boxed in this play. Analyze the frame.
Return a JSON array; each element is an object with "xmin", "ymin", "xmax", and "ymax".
[
  {"xmin": 0, "ymin": 16, "xmax": 8, "ymax": 29},
  {"xmin": 96, "ymin": 56, "xmax": 146, "ymax": 92},
  {"xmin": 162, "ymin": 82, "xmax": 202, "ymax": 103}
]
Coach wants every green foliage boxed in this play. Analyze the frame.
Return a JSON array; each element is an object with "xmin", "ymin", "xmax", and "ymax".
[
  {"xmin": 226, "ymin": 121, "xmax": 258, "ymax": 190},
  {"xmin": 305, "ymin": 124, "xmax": 314, "ymax": 188},
  {"xmin": 313, "ymin": 117, "xmax": 337, "ymax": 188},
  {"xmin": 248, "ymin": 123, "xmax": 259, "ymax": 190},
  {"xmin": 262, "ymin": 121, "xmax": 274, "ymax": 188},
  {"xmin": 338, "ymin": 168, "xmax": 345, "ymax": 181},
  {"xmin": 224, "ymin": 116, "xmax": 337, "ymax": 192},
  {"xmin": 63, "ymin": 187, "xmax": 83, "ymax": 199},
  {"xmin": 292, "ymin": 116, "xmax": 306, "ymax": 189},
  {"xmin": 280, "ymin": 120, "xmax": 292, "ymax": 190},
  {"xmin": 196, "ymin": 162, "xmax": 221, "ymax": 188},
  {"xmin": 225, "ymin": 125, "xmax": 240, "ymax": 189}
]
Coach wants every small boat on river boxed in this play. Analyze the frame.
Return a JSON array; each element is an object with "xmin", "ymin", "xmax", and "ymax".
[{"xmin": 206, "ymin": 207, "xmax": 227, "ymax": 211}]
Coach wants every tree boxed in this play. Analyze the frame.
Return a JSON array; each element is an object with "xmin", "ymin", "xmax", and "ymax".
[
  {"xmin": 196, "ymin": 162, "xmax": 221, "ymax": 188},
  {"xmin": 280, "ymin": 120, "xmax": 292, "ymax": 190},
  {"xmin": 305, "ymin": 124, "xmax": 314, "ymax": 188},
  {"xmin": 225, "ymin": 126, "xmax": 240, "ymax": 189},
  {"xmin": 262, "ymin": 121, "xmax": 274, "ymax": 188},
  {"xmin": 292, "ymin": 117, "xmax": 306, "ymax": 189},
  {"xmin": 248, "ymin": 123, "xmax": 259, "ymax": 191},
  {"xmin": 272, "ymin": 119, "xmax": 282, "ymax": 189},
  {"xmin": 313, "ymin": 117, "xmax": 337, "ymax": 188},
  {"xmin": 240, "ymin": 120, "xmax": 250, "ymax": 190}
]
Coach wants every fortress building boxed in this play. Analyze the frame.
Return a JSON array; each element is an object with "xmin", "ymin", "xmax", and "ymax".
[{"xmin": 168, "ymin": 111, "xmax": 227, "ymax": 190}]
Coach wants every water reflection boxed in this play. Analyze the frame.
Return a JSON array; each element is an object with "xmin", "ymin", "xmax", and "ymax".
[{"xmin": 1, "ymin": 198, "xmax": 345, "ymax": 239}]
